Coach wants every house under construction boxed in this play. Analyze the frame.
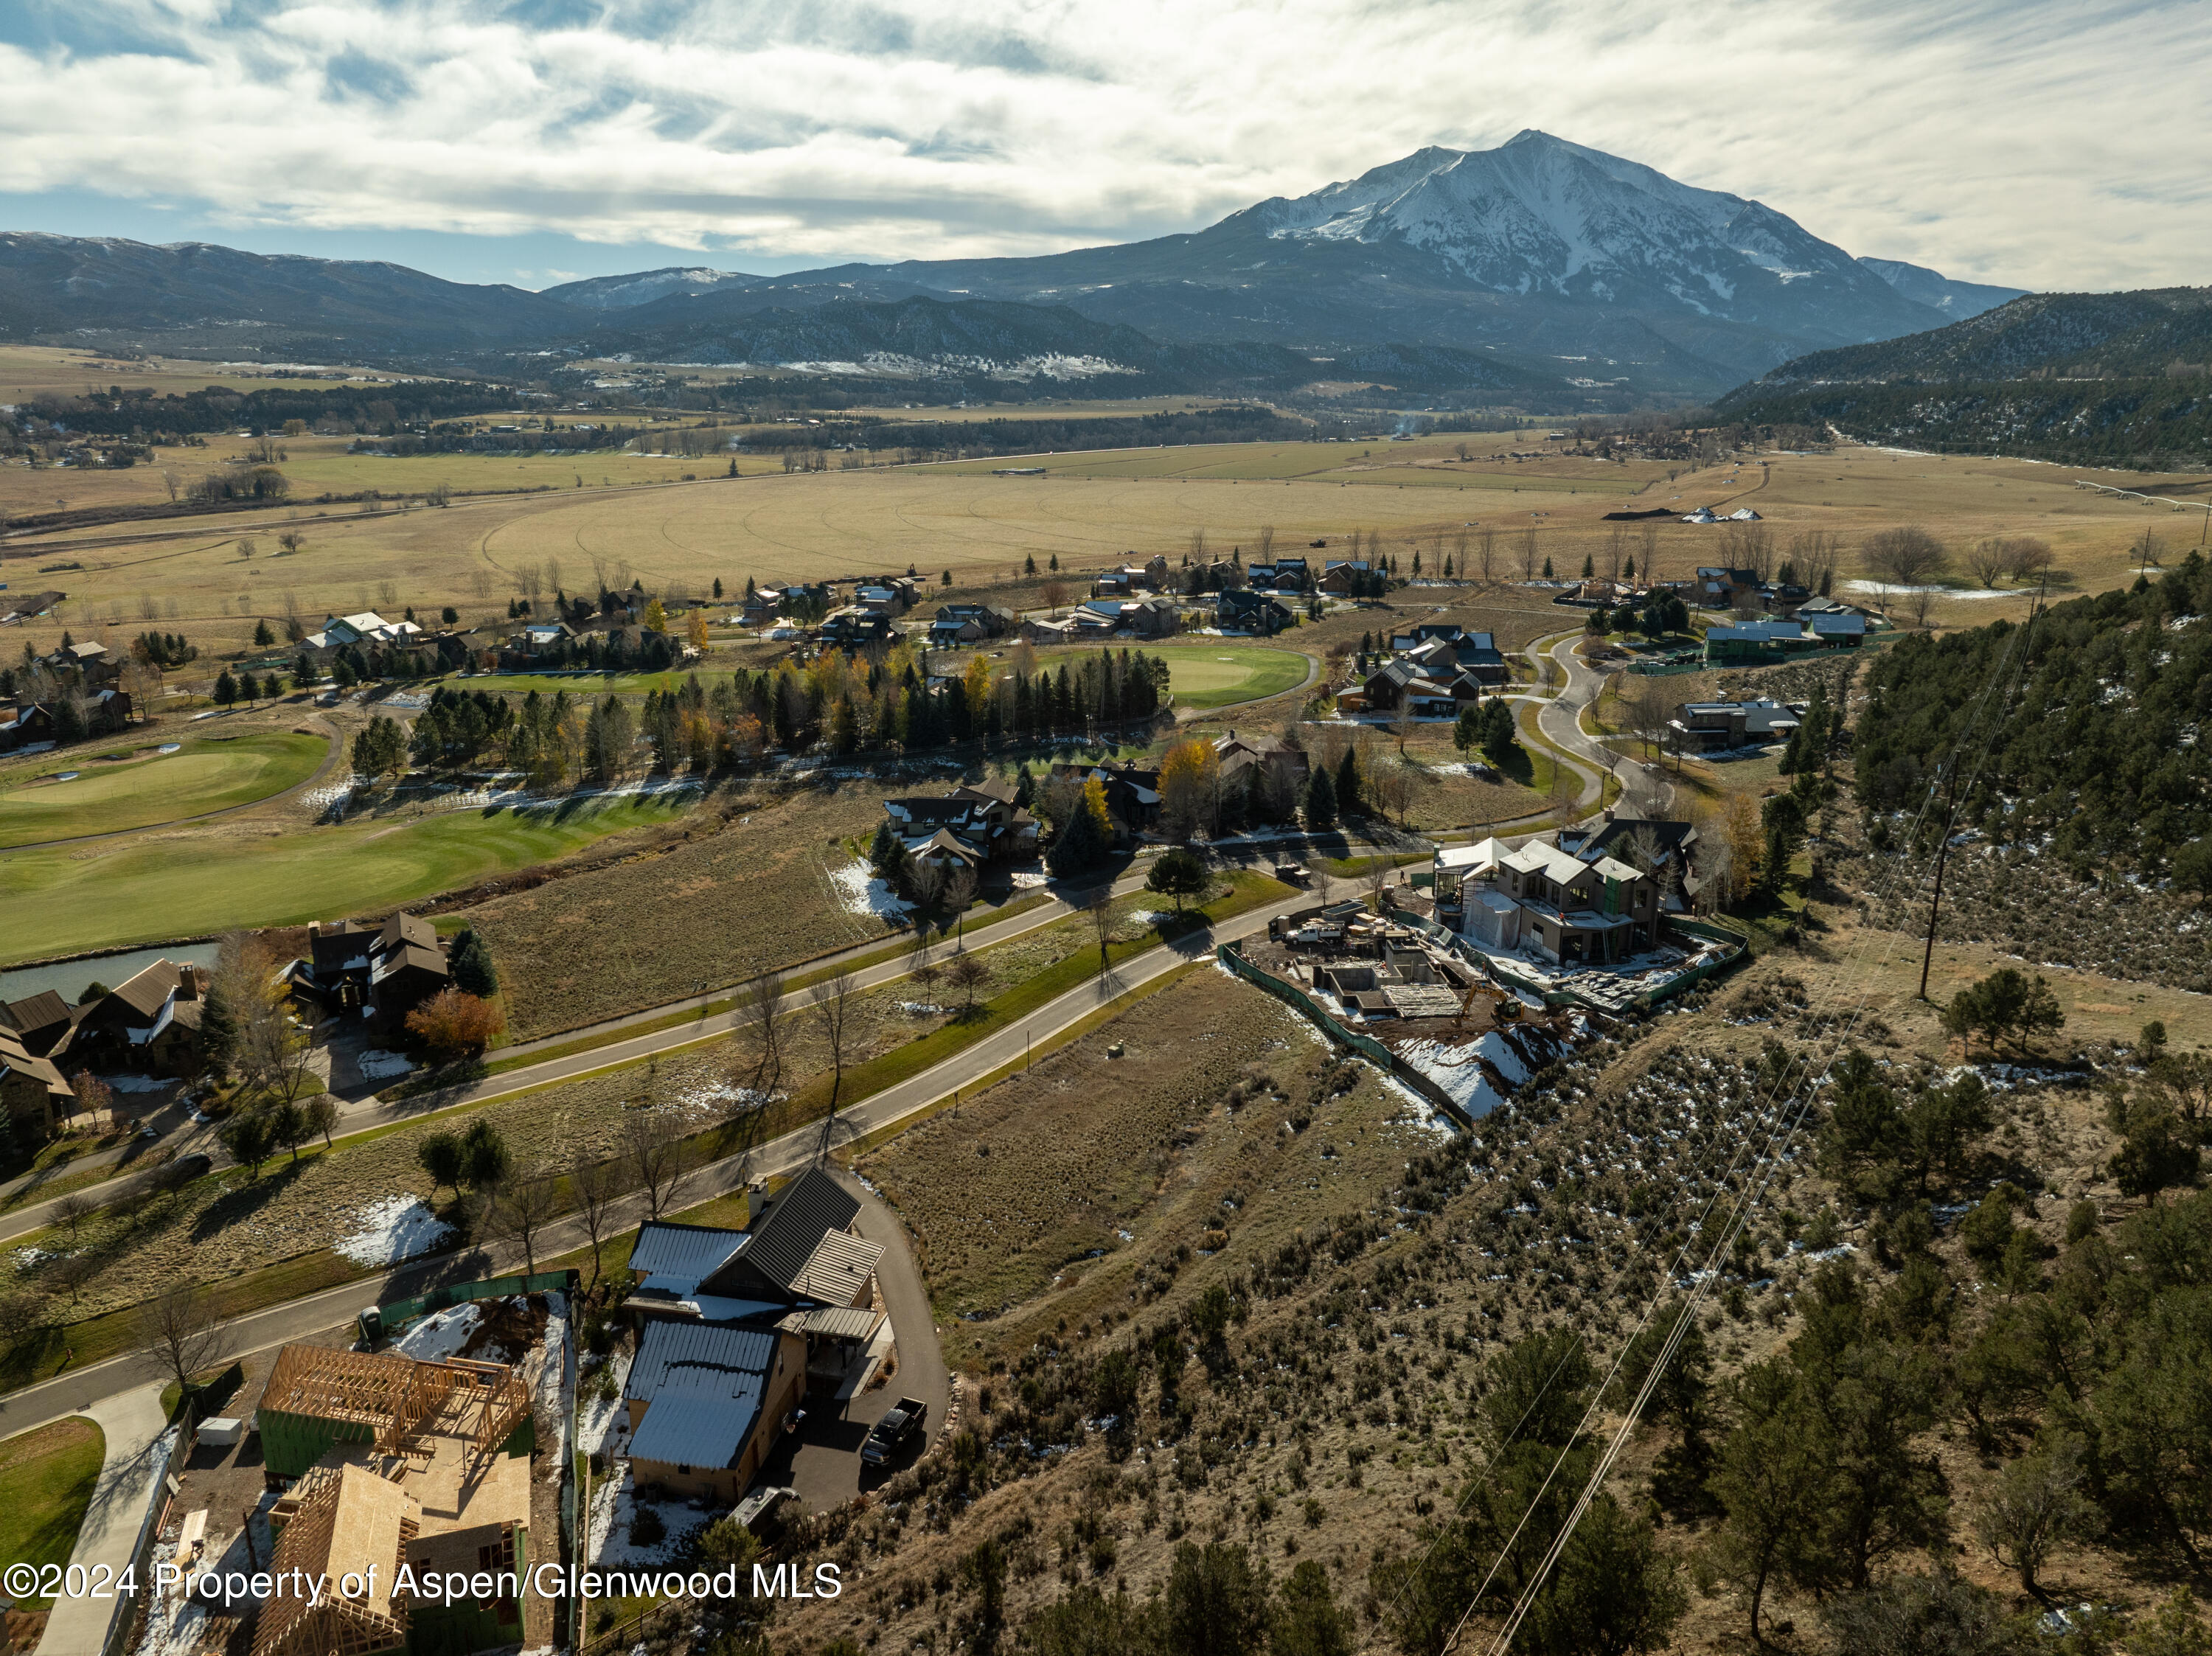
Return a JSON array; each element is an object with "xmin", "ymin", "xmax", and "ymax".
[{"xmin": 251, "ymin": 1343, "xmax": 539, "ymax": 1656}]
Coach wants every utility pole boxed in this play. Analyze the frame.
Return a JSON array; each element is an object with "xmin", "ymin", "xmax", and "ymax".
[
  {"xmin": 1918, "ymin": 760, "xmax": 1961, "ymax": 1002},
  {"xmin": 1921, "ymin": 572, "xmax": 2046, "ymax": 1002}
]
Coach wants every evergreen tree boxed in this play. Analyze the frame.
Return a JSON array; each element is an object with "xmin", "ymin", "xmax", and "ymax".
[
  {"xmin": 1303, "ymin": 762, "xmax": 1338, "ymax": 829},
  {"xmin": 1047, "ymin": 794, "xmax": 1107, "ymax": 874},
  {"xmin": 450, "ymin": 929, "xmax": 499, "ymax": 997},
  {"xmin": 1335, "ymin": 746, "xmax": 1362, "ymax": 815},
  {"xmin": 253, "ymin": 617, "xmax": 274, "ymax": 647},
  {"xmin": 214, "ymin": 669, "xmax": 237, "ymax": 706}
]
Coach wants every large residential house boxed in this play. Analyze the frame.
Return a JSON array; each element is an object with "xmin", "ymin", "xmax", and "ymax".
[
  {"xmin": 0, "ymin": 1027, "xmax": 73, "ymax": 1141},
  {"xmin": 1357, "ymin": 658, "xmax": 1489, "ymax": 717},
  {"xmin": 1318, "ymin": 558, "xmax": 1372, "ymax": 594},
  {"xmin": 1691, "ymin": 568, "xmax": 1761, "ymax": 610},
  {"xmin": 69, "ymin": 959, "xmax": 205, "ymax": 1076},
  {"xmin": 291, "ymin": 914, "xmax": 453, "ymax": 1031},
  {"xmin": 44, "ymin": 639, "xmax": 120, "ymax": 686},
  {"xmin": 0, "ymin": 703, "xmax": 55, "ymax": 752},
  {"xmin": 1072, "ymin": 596, "xmax": 1180, "ymax": 639},
  {"xmin": 1703, "ymin": 617, "xmax": 1860, "ymax": 664},
  {"xmin": 1214, "ymin": 729, "xmax": 1308, "ymax": 789},
  {"xmin": 928, "ymin": 603, "xmax": 1015, "ymax": 647},
  {"xmin": 1435, "ymin": 835, "xmax": 1662, "ymax": 964},
  {"xmin": 1048, "ymin": 760, "xmax": 1162, "ymax": 839},
  {"xmin": 819, "ymin": 608, "xmax": 894, "ymax": 648},
  {"xmin": 881, "ymin": 779, "xmax": 1040, "ymax": 867},
  {"xmin": 1389, "ymin": 627, "xmax": 1509, "ymax": 685},
  {"xmin": 304, "ymin": 611, "xmax": 422, "ymax": 652},
  {"xmin": 1216, "ymin": 588, "xmax": 1293, "ymax": 634},
  {"xmin": 1669, "ymin": 697, "xmax": 1802, "ymax": 752},
  {"xmin": 617, "ymin": 1168, "xmax": 889, "ymax": 1497}
]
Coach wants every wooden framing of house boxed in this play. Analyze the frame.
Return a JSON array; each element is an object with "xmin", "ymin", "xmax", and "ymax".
[
  {"xmin": 252, "ymin": 1463, "xmax": 418, "ymax": 1656},
  {"xmin": 260, "ymin": 1345, "xmax": 532, "ymax": 1481}
]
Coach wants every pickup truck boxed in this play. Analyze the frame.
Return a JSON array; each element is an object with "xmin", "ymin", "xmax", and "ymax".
[{"xmin": 860, "ymin": 1397, "xmax": 928, "ymax": 1467}]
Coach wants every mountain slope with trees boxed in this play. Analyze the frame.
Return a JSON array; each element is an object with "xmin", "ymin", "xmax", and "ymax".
[{"xmin": 1717, "ymin": 287, "xmax": 2212, "ymax": 465}]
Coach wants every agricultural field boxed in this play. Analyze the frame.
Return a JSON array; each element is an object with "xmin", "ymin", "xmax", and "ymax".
[
  {"xmin": 0, "ymin": 789, "xmax": 697, "ymax": 967},
  {"xmin": 0, "ymin": 344, "xmax": 423, "ymax": 404},
  {"xmin": 1154, "ymin": 644, "xmax": 1310, "ymax": 708},
  {"xmin": 0, "ymin": 728, "xmax": 327, "ymax": 849},
  {"xmin": 9, "ymin": 428, "xmax": 2191, "ymax": 669}
]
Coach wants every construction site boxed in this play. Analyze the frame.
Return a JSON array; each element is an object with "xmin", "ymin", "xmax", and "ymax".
[
  {"xmin": 131, "ymin": 1287, "xmax": 568, "ymax": 1656},
  {"xmin": 1226, "ymin": 898, "xmax": 1578, "ymax": 1121}
]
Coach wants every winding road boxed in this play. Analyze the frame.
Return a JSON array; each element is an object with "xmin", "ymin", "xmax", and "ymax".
[{"xmin": 0, "ymin": 876, "xmax": 1326, "ymax": 1441}]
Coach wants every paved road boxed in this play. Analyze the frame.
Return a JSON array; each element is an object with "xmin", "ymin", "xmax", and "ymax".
[
  {"xmin": 0, "ymin": 862, "xmax": 1181, "ymax": 1248},
  {"xmin": 1523, "ymin": 633, "xmax": 1674, "ymax": 818},
  {"xmin": 0, "ymin": 883, "xmax": 1319, "ymax": 1436},
  {"xmin": 34, "ymin": 1382, "xmax": 168, "ymax": 1656}
]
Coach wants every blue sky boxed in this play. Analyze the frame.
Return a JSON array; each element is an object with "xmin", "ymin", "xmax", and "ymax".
[{"xmin": 1, "ymin": 0, "xmax": 2205, "ymax": 293}]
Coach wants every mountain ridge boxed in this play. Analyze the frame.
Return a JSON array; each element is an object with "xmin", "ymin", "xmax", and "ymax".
[
  {"xmin": 0, "ymin": 133, "xmax": 2028, "ymax": 401},
  {"xmin": 1715, "ymin": 285, "xmax": 2212, "ymax": 465}
]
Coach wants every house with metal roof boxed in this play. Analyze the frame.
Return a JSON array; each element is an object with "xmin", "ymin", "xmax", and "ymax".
[{"xmin": 621, "ymin": 1321, "xmax": 807, "ymax": 1503}]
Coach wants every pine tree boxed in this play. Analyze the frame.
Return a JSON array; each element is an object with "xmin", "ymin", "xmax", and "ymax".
[
  {"xmin": 253, "ymin": 617, "xmax": 274, "ymax": 647},
  {"xmin": 1048, "ymin": 794, "xmax": 1106, "ymax": 873},
  {"xmin": 214, "ymin": 669, "xmax": 237, "ymax": 706},
  {"xmin": 1335, "ymin": 746, "xmax": 1362, "ymax": 816},
  {"xmin": 1303, "ymin": 762, "xmax": 1338, "ymax": 829},
  {"xmin": 450, "ymin": 929, "xmax": 500, "ymax": 997}
]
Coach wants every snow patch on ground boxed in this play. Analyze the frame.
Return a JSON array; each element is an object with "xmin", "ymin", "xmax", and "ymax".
[
  {"xmin": 673, "ymin": 1078, "xmax": 772, "ymax": 1115},
  {"xmin": 578, "ymin": 1349, "xmax": 632, "ymax": 1457},
  {"xmin": 831, "ymin": 859, "xmax": 914, "ymax": 919},
  {"xmin": 1395, "ymin": 1040, "xmax": 1509, "ymax": 1119},
  {"xmin": 335, "ymin": 1196, "xmax": 455, "ymax": 1265},
  {"xmin": 1843, "ymin": 580, "xmax": 2008, "ymax": 601},
  {"xmin": 354, "ymin": 1048, "xmax": 416, "ymax": 1080},
  {"xmin": 395, "ymin": 1303, "xmax": 484, "ymax": 1360},
  {"xmin": 103, "ymin": 1074, "xmax": 173, "ymax": 1093}
]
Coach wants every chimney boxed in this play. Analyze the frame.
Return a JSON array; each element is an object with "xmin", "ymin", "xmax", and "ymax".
[
  {"xmin": 746, "ymin": 1183, "xmax": 768, "ymax": 1226},
  {"xmin": 177, "ymin": 963, "xmax": 199, "ymax": 1000}
]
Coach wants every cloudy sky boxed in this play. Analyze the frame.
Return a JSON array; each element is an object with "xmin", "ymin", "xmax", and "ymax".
[{"xmin": 1, "ymin": 0, "xmax": 2205, "ymax": 293}]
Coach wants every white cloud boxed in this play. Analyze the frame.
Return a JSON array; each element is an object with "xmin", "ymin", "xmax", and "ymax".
[{"xmin": 0, "ymin": 0, "xmax": 2205, "ymax": 289}]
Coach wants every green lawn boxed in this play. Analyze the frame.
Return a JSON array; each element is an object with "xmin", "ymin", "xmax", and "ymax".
[
  {"xmin": 1160, "ymin": 646, "xmax": 1310, "ymax": 709},
  {"xmin": 0, "ymin": 794, "xmax": 694, "ymax": 967},
  {"xmin": 0, "ymin": 1418, "xmax": 103, "ymax": 1609},
  {"xmin": 0, "ymin": 731, "xmax": 327, "ymax": 849}
]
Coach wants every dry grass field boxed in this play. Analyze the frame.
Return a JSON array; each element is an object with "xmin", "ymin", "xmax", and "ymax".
[
  {"xmin": 9, "ymin": 425, "xmax": 2199, "ymax": 664},
  {"xmin": 0, "ymin": 344, "xmax": 424, "ymax": 405}
]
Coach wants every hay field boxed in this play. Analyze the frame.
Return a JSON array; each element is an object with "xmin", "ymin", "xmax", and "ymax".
[
  {"xmin": 0, "ymin": 344, "xmax": 422, "ymax": 404},
  {"xmin": 10, "ymin": 425, "xmax": 2203, "ymax": 661},
  {"xmin": 0, "ymin": 729, "xmax": 327, "ymax": 849}
]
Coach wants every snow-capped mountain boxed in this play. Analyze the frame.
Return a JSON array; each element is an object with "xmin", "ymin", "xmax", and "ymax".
[
  {"xmin": 539, "ymin": 266, "xmax": 765, "ymax": 310},
  {"xmin": 762, "ymin": 129, "xmax": 2026, "ymax": 394}
]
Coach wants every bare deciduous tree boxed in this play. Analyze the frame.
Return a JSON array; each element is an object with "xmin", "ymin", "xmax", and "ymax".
[
  {"xmin": 1864, "ymin": 525, "xmax": 1949, "ymax": 616},
  {"xmin": 625, "ymin": 1102, "xmax": 688, "ymax": 1221},
  {"xmin": 1519, "ymin": 527, "xmax": 1540, "ymax": 581},
  {"xmin": 568, "ymin": 1149, "xmax": 622, "ymax": 1295},
  {"xmin": 1256, "ymin": 524, "xmax": 1275, "ymax": 563},
  {"xmin": 1082, "ymin": 888, "xmax": 1116, "ymax": 977},
  {"xmin": 810, "ymin": 967, "xmax": 860, "ymax": 1145},
  {"xmin": 137, "ymin": 1284, "xmax": 226, "ymax": 1408},
  {"xmin": 737, "ymin": 967, "xmax": 785, "ymax": 1101},
  {"xmin": 1965, "ymin": 538, "xmax": 2011, "ymax": 588},
  {"xmin": 489, "ymin": 1172, "xmax": 560, "ymax": 1275},
  {"xmin": 1478, "ymin": 526, "xmax": 1498, "ymax": 585},
  {"xmin": 943, "ymin": 948, "xmax": 989, "ymax": 1012}
]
